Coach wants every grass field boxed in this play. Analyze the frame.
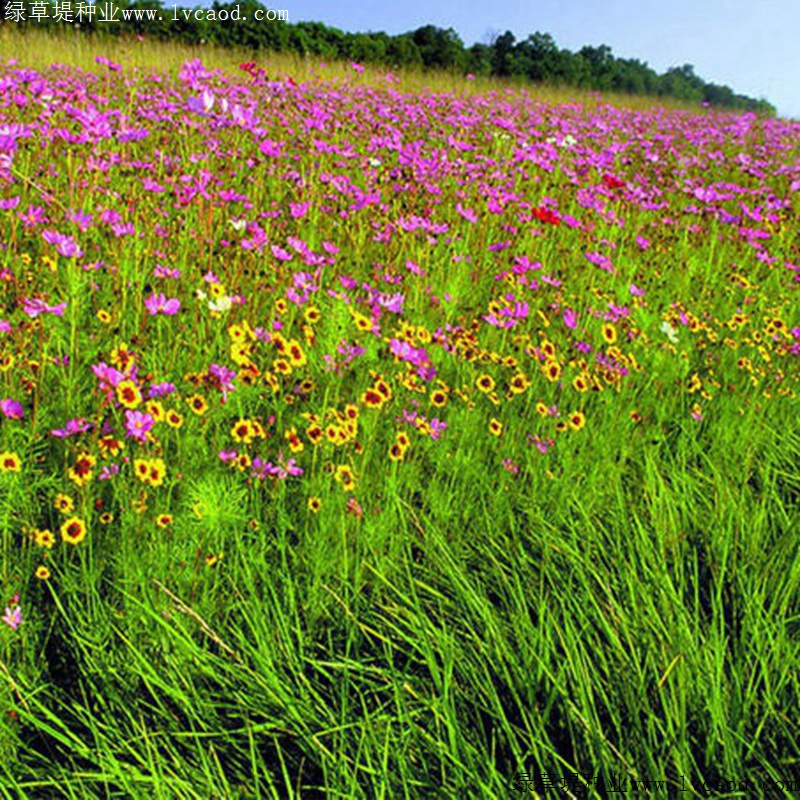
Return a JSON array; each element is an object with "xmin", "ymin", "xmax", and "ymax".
[{"xmin": 0, "ymin": 29, "xmax": 799, "ymax": 798}]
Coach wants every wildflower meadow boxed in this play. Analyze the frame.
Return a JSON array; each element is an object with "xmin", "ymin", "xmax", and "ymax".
[{"xmin": 0, "ymin": 32, "xmax": 798, "ymax": 798}]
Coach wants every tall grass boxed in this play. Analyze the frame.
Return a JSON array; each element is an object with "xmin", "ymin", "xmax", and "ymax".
[
  {"xmin": 0, "ymin": 26, "xmax": 703, "ymax": 113},
  {"xmin": 0, "ymin": 26, "xmax": 798, "ymax": 799}
]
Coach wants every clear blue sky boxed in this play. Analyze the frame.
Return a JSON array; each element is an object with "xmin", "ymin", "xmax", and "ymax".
[{"xmin": 284, "ymin": 0, "xmax": 800, "ymax": 119}]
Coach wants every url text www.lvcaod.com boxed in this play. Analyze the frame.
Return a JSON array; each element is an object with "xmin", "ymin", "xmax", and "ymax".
[{"xmin": 4, "ymin": 2, "xmax": 289, "ymax": 24}]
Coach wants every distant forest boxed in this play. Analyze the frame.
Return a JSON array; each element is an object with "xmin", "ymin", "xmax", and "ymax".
[{"xmin": 1, "ymin": 0, "xmax": 776, "ymax": 115}]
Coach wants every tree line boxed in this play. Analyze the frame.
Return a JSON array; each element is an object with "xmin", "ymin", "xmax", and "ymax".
[{"xmin": 1, "ymin": 0, "xmax": 776, "ymax": 115}]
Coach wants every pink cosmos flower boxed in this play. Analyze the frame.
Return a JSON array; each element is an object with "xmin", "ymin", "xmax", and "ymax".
[
  {"xmin": 21, "ymin": 298, "xmax": 67, "ymax": 318},
  {"xmin": 148, "ymin": 382, "xmax": 176, "ymax": 398},
  {"xmin": 2, "ymin": 602, "xmax": 21, "ymax": 631},
  {"xmin": 502, "ymin": 458, "xmax": 520, "ymax": 475},
  {"xmin": 42, "ymin": 230, "xmax": 83, "ymax": 258},
  {"xmin": 0, "ymin": 398, "xmax": 23, "ymax": 419},
  {"xmin": 92, "ymin": 362, "xmax": 127, "ymax": 393},
  {"xmin": 456, "ymin": 203, "xmax": 478, "ymax": 223},
  {"xmin": 145, "ymin": 292, "xmax": 181, "ymax": 316},
  {"xmin": 584, "ymin": 252, "xmax": 614, "ymax": 273},
  {"xmin": 51, "ymin": 418, "xmax": 92, "ymax": 438},
  {"xmin": 208, "ymin": 363, "xmax": 236, "ymax": 403},
  {"xmin": 98, "ymin": 464, "xmax": 120, "ymax": 481},
  {"xmin": 563, "ymin": 308, "xmax": 578, "ymax": 330},
  {"xmin": 290, "ymin": 202, "xmax": 309, "ymax": 219},
  {"xmin": 125, "ymin": 409, "xmax": 154, "ymax": 442}
]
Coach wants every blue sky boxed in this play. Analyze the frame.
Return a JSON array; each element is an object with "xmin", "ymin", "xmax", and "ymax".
[{"xmin": 283, "ymin": 0, "xmax": 800, "ymax": 119}]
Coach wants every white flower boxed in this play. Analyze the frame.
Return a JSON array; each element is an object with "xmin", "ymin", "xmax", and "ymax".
[
  {"xmin": 660, "ymin": 321, "xmax": 679, "ymax": 344},
  {"xmin": 209, "ymin": 296, "xmax": 233, "ymax": 314}
]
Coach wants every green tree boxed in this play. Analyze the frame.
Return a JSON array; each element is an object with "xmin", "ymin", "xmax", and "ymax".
[
  {"xmin": 490, "ymin": 30, "xmax": 516, "ymax": 77},
  {"xmin": 411, "ymin": 25, "xmax": 466, "ymax": 70},
  {"xmin": 465, "ymin": 43, "xmax": 493, "ymax": 76},
  {"xmin": 386, "ymin": 34, "xmax": 424, "ymax": 69}
]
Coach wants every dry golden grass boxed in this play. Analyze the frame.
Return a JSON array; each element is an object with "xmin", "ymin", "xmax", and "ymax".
[{"xmin": 0, "ymin": 25, "xmax": 699, "ymax": 114}]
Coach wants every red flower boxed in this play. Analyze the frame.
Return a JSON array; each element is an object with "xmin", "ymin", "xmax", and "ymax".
[
  {"xmin": 602, "ymin": 174, "xmax": 625, "ymax": 190},
  {"xmin": 532, "ymin": 206, "xmax": 560, "ymax": 226}
]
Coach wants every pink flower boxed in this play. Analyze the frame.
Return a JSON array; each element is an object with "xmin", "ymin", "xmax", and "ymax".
[
  {"xmin": 584, "ymin": 252, "xmax": 614, "ymax": 274},
  {"xmin": 456, "ymin": 203, "xmax": 478, "ymax": 223},
  {"xmin": 99, "ymin": 464, "xmax": 120, "ymax": 481},
  {"xmin": 148, "ymin": 382, "xmax": 176, "ymax": 398},
  {"xmin": 42, "ymin": 230, "xmax": 83, "ymax": 258},
  {"xmin": 563, "ymin": 308, "xmax": 578, "ymax": 330},
  {"xmin": 124, "ymin": 409, "xmax": 154, "ymax": 442},
  {"xmin": 346, "ymin": 497, "xmax": 363, "ymax": 518},
  {"xmin": 289, "ymin": 201, "xmax": 309, "ymax": 219},
  {"xmin": 271, "ymin": 245, "xmax": 293, "ymax": 262},
  {"xmin": 0, "ymin": 398, "xmax": 23, "ymax": 419},
  {"xmin": 208, "ymin": 363, "xmax": 236, "ymax": 403},
  {"xmin": 502, "ymin": 458, "xmax": 520, "ymax": 475},
  {"xmin": 51, "ymin": 417, "xmax": 92, "ymax": 438},
  {"xmin": 92, "ymin": 362, "xmax": 126, "ymax": 393},
  {"xmin": 2, "ymin": 603, "xmax": 21, "ymax": 631},
  {"xmin": 145, "ymin": 292, "xmax": 181, "ymax": 316},
  {"xmin": 21, "ymin": 298, "xmax": 67, "ymax": 318}
]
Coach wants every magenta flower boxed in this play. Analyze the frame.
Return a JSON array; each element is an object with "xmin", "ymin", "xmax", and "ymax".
[
  {"xmin": 95, "ymin": 55, "xmax": 122, "ymax": 71},
  {"xmin": 563, "ymin": 308, "xmax": 578, "ymax": 330},
  {"xmin": 21, "ymin": 298, "xmax": 67, "ymax": 318},
  {"xmin": 290, "ymin": 201, "xmax": 309, "ymax": 219},
  {"xmin": 456, "ymin": 203, "xmax": 478, "ymax": 223},
  {"xmin": 0, "ymin": 398, "xmax": 23, "ymax": 419},
  {"xmin": 389, "ymin": 338, "xmax": 427, "ymax": 365},
  {"xmin": 376, "ymin": 292, "xmax": 405, "ymax": 314},
  {"xmin": 145, "ymin": 292, "xmax": 181, "ymax": 316},
  {"xmin": 251, "ymin": 457, "xmax": 278, "ymax": 480},
  {"xmin": 124, "ymin": 409, "xmax": 154, "ymax": 442},
  {"xmin": 208, "ymin": 363, "xmax": 236, "ymax": 403},
  {"xmin": 271, "ymin": 245, "xmax": 293, "ymax": 262},
  {"xmin": 584, "ymin": 252, "xmax": 615, "ymax": 274},
  {"xmin": 42, "ymin": 230, "xmax": 83, "ymax": 258},
  {"xmin": 98, "ymin": 464, "xmax": 120, "ymax": 481},
  {"xmin": 251, "ymin": 452, "xmax": 302, "ymax": 480},
  {"xmin": 19, "ymin": 204, "xmax": 45, "ymax": 227},
  {"xmin": 51, "ymin": 418, "xmax": 92, "ymax": 438},
  {"xmin": 219, "ymin": 450, "xmax": 238, "ymax": 464},
  {"xmin": 428, "ymin": 418, "xmax": 447, "ymax": 439},
  {"xmin": 92, "ymin": 362, "xmax": 126, "ymax": 391},
  {"xmin": 154, "ymin": 265, "xmax": 181, "ymax": 279},
  {"xmin": 275, "ymin": 451, "xmax": 303, "ymax": 479},
  {"xmin": 148, "ymin": 382, "xmax": 176, "ymax": 398},
  {"xmin": 502, "ymin": 458, "xmax": 520, "ymax": 475},
  {"xmin": 2, "ymin": 602, "xmax": 22, "ymax": 631}
]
